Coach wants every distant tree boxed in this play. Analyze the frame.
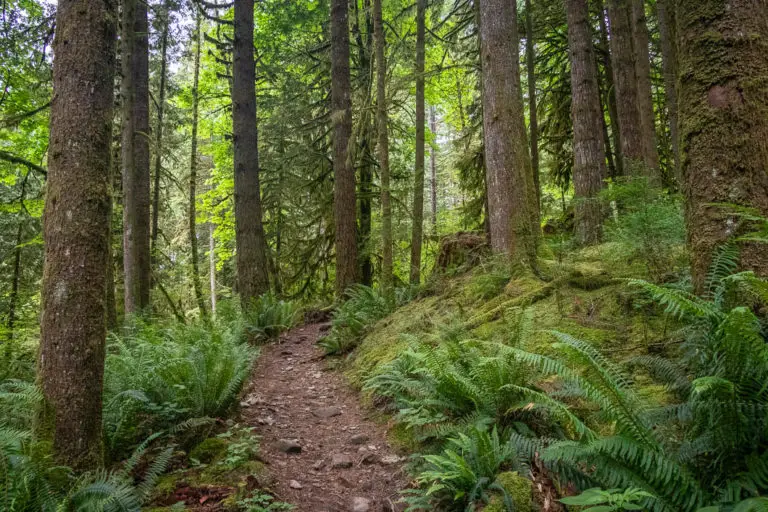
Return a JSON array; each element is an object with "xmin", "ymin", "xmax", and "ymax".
[
  {"xmin": 373, "ymin": 0, "xmax": 393, "ymax": 302},
  {"xmin": 566, "ymin": 0, "xmax": 607, "ymax": 245},
  {"xmin": 630, "ymin": 0, "xmax": 659, "ymax": 173},
  {"xmin": 121, "ymin": 0, "xmax": 152, "ymax": 313},
  {"xmin": 233, "ymin": 0, "xmax": 270, "ymax": 305},
  {"xmin": 409, "ymin": 0, "xmax": 426, "ymax": 285},
  {"xmin": 331, "ymin": 0, "xmax": 358, "ymax": 297},
  {"xmin": 39, "ymin": 0, "xmax": 117, "ymax": 470}
]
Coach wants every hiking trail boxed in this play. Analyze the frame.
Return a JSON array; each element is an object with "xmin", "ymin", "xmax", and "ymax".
[{"xmin": 239, "ymin": 322, "xmax": 409, "ymax": 512}]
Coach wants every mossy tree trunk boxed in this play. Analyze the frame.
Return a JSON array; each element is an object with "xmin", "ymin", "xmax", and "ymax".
[
  {"xmin": 597, "ymin": 0, "xmax": 623, "ymax": 177},
  {"xmin": 331, "ymin": 0, "xmax": 358, "ymax": 297},
  {"xmin": 39, "ymin": 0, "xmax": 116, "ymax": 470},
  {"xmin": 233, "ymin": 0, "xmax": 270, "ymax": 306},
  {"xmin": 409, "ymin": 0, "xmax": 426, "ymax": 285},
  {"xmin": 373, "ymin": 0, "xmax": 393, "ymax": 302},
  {"xmin": 678, "ymin": 0, "xmax": 768, "ymax": 291},
  {"xmin": 478, "ymin": 0, "xmax": 539, "ymax": 265},
  {"xmin": 567, "ymin": 0, "xmax": 607, "ymax": 245}
]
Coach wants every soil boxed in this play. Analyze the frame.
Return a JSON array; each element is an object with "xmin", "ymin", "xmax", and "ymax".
[{"xmin": 239, "ymin": 322, "xmax": 409, "ymax": 512}]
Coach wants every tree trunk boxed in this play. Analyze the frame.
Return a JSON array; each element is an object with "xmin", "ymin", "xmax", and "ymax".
[
  {"xmin": 209, "ymin": 223, "xmax": 217, "ymax": 315},
  {"xmin": 657, "ymin": 0, "xmax": 679, "ymax": 181},
  {"xmin": 678, "ymin": 0, "xmax": 768, "ymax": 291},
  {"xmin": 38, "ymin": 0, "xmax": 116, "ymax": 470},
  {"xmin": 331, "ymin": 0, "xmax": 358, "ymax": 297},
  {"xmin": 233, "ymin": 0, "xmax": 270, "ymax": 306},
  {"xmin": 525, "ymin": 0, "xmax": 540, "ymax": 211},
  {"xmin": 189, "ymin": 11, "xmax": 208, "ymax": 320},
  {"xmin": 151, "ymin": 0, "xmax": 170, "ymax": 283},
  {"xmin": 606, "ymin": 0, "xmax": 653, "ymax": 181},
  {"xmin": 409, "ymin": 0, "xmax": 426, "ymax": 285},
  {"xmin": 567, "ymin": 0, "xmax": 607, "ymax": 245},
  {"xmin": 630, "ymin": 0, "xmax": 660, "ymax": 174},
  {"xmin": 373, "ymin": 0, "xmax": 393, "ymax": 302},
  {"xmin": 6, "ymin": 220, "xmax": 23, "ymax": 340},
  {"xmin": 429, "ymin": 105, "xmax": 438, "ymax": 230},
  {"xmin": 597, "ymin": 0, "xmax": 623, "ymax": 177},
  {"xmin": 478, "ymin": 0, "xmax": 538, "ymax": 264},
  {"xmin": 122, "ymin": 0, "xmax": 151, "ymax": 314}
]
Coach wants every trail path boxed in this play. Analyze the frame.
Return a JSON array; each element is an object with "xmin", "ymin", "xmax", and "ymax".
[{"xmin": 240, "ymin": 323, "xmax": 408, "ymax": 512}]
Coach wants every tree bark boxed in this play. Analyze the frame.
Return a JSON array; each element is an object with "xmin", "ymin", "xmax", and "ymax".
[
  {"xmin": 233, "ymin": 0, "xmax": 270, "ymax": 306},
  {"xmin": 607, "ymin": 0, "xmax": 654, "ymax": 182},
  {"xmin": 429, "ymin": 105, "xmax": 437, "ymax": 230},
  {"xmin": 373, "ymin": 0, "xmax": 393, "ymax": 302},
  {"xmin": 409, "ymin": 0, "xmax": 426, "ymax": 285},
  {"xmin": 39, "ymin": 0, "xmax": 116, "ymax": 470},
  {"xmin": 525, "ymin": 0, "xmax": 540, "ymax": 211},
  {"xmin": 189, "ymin": 11, "xmax": 208, "ymax": 320},
  {"xmin": 678, "ymin": 0, "xmax": 768, "ymax": 291},
  {"xmin": 630, "ymin": 0, "xmax": 660, "ymax": 174},
  {"xmin": 478, "ymin": 0, "xmax": 538, "ymax": 264},
  {"xmin": 657, "ymin": 0, "xmax": 679, "ymax": 181},
  {"xmin": 122, "ymin": 0, "xmax": 152, "ymax": 314},
  {"xmin": 151, "ymin": 0, "xmax": 170, "ymax": 283},
  {"xmin": 597, "ymin": 0, "xmax": 623, "ymax": 177},
  {"xmin": 566, "ymin": 0, "xmax": 607, "ymax": 245},
  {"xmin": 331, "ymin": 0, "xmax": 358, "ymax": 297}
]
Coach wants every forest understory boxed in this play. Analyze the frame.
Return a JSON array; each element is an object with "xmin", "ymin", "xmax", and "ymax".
[{"xmin": 1, "ymin": 0, "xmax": 768, "ymax": 510}]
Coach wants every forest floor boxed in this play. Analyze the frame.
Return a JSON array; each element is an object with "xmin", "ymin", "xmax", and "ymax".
[{"xmin": 239, "ymin": 322, "xmax": 409, "ymax": 512}]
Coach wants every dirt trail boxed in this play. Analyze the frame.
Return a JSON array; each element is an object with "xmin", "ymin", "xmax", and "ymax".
[{"xmin": 240, "ymin": 323, "xmax": 408, "ymax": 512}]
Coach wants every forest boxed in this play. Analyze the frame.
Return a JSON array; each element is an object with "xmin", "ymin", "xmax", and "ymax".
[{"xmin": 1, "ymin": 0, "xmax": 767, "ymax": 510}]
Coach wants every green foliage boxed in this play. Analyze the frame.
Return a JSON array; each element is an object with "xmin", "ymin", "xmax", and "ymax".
[
  {"xmin": 242, "ymin": 293, "xmax": 299, "ymax": 342},
  {"xmin": 103, "ymin": 316, "xmax": 257, "ymax": 458},
  {"xmin": 600, "ymin": 178, "xmax": 687, "ymax": 280},
  {"xmin": 560, "ymin": 488, "xmax": 654, "ymax": 511},
  {"xmin": 0, "ymin": 426, "xmax": 172, "ymax": 512},
  {"xmin": 237, "ymin": 490, "xmax": 295, "ymax": 511},
  {"xmin": 404, "ymin": 426, "xmax": 522, "ymax": 511},
  {"xmin": 319, "ymin": 285, "xmax": 394, "ymax": 355}
]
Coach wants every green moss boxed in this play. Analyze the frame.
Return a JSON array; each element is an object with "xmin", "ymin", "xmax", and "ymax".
[
  {"xmin": 484, "ymin": 472, "xmax": 532, "ymax": 512},
  {"xmin": 189, "ymin": 437, "xmax": 228, "ymax": 464}
]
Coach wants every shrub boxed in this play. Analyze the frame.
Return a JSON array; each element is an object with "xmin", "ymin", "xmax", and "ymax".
[
  {"xmin": 600, "ymin": 177, "xmax": 686, "ymax": 280},
  {"xmin": 103, "ymin": 317, "xmax": 257, "ymax": 458},
  {"xmin": 403, "ymin": 426, "xmax": 523, "ymax": 511},
  {"xmin": 319, "ymin": 285, "xmax": 393, "ymax": 355},
  {"xmin": 241, "ymin": 293, "xmax": 299, "ymax": 342}
]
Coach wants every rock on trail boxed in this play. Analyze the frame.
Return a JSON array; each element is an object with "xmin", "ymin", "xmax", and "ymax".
[{"xmin": 240, "ymin": 323, "xmax": 408, "ymax": 511}]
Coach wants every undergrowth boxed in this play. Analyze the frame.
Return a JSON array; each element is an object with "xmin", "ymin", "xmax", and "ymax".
[{"xmin": 319, "ymin": 285, "xmax": 394, "ymax": 355}]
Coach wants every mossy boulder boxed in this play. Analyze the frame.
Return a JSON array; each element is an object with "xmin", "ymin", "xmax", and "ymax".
[
  {"xmin": 189, "ymin": 437, "xmax": 228, "ymax": 464},
  {"xmin": 484, "ymin": 472, "xmax": 532, "ymax": 512}
]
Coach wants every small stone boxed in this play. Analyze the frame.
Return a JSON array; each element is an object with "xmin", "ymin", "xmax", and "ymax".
[
  {"xmin": 331, "ymin": 453, "xmax": 353, "ymax": 469},
  {"xmin": 276, "ymin": 439, "xmax": 302, "ymax": 454},
  {"xmin": 312, "ymin": 406, "xmax": 342, "ymax": 419},
  {"xmin": 379, "ymin": 455, "xmax": 401, "ymax": 465},
  {"xmin": 349, "ymin": 433, "xmax": 370, "ymax": 445},
  {"xmin": 281, "ymin": 350, "xmax": 293, "ymax": 355},
  {"xmin": 361, "ymin": 453, "xmax": 378, "ymax": 465},
  {"xmin": 357, "ymin": 446, "xmax": 367, "ymax": 453},
  {"xmin": 289, "ymin": 480, "xmax": 302, "ymax": 489},
  {"xmin": 312, "ymin": 459, "xmax": 325, "ymax": 470},
  {"xmin": 367, "ymin": 445, "xmax": 377, "ymax": 451},
  {"xmin": 352, "ymin": 496, "xmax": 371, "ymax": 512},
  {"xmin": 257, "ymin": 416, "xmax": 275, "ymax": 425}
]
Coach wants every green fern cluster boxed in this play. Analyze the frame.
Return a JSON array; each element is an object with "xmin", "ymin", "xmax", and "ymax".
[
  {"xmin": 103, "ymin": 316, "xmax": 257, "ymax": 457},
  {"xmin": 403, "ymin": 426, "xmax": 523, "ymax": 511},
  {"xmin": 0, "ymin": 426, "xmax": 172, "ymax": 511},
  {"xmin": 240, "ymin": 293, "xmax": 299, "ymax": 342},
  {"xmin": 319, "ymin": 285, "xmax": 393, "ymax": 355}
]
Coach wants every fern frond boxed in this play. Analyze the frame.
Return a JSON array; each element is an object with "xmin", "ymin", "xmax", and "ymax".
[{"xmin": 626, "ymin": 279, "xmax": 720, "ymax": 322}]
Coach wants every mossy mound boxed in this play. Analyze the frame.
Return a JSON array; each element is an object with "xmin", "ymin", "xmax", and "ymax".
[
  {"xmin": 189, "ymin": 437, "xmax": 229, "ymax": 464},
  {"xmin": 484, "ymin": 471, "xmax": 533, "ymax": 512}
]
